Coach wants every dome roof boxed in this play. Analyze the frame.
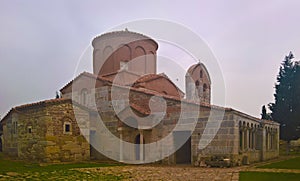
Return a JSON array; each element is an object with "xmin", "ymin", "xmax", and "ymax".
[{"xmin": 92, "ymin": 30, "xmax": 158, "ymax": 50}]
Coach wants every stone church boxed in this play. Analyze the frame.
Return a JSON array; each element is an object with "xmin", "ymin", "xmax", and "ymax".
[{"xmin": 0, "ymin": 30, "xmax": 279, "ymax": 166}]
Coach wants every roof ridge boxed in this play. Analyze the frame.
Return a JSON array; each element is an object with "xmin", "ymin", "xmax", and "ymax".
[
  {"xmin": 60, "ymin": 71, "xmax": 112, "ymax": 92},
  {"xmin": 93, "ymin": 30, "xmax": 153, "ymax": 41},
  {"xmin": 0, "ymin": 98, "xmax": 72, "ymax": 123},
  {"xmin": 14, "ymin": 98, "xmax": 71, "ymax": 110}
]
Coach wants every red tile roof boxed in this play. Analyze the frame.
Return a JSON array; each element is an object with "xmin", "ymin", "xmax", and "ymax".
[
  {"xmin": 60, "ymin": 71, "xmax": 112, "ymax": 93},
  {"xmin": 1, "ymin": 98, "xmax": 72, "ymax": 124},
  {"xmin": 132, "ymin": 73, "xmax": 184, "ymax": 96},
  {"xmin": 0, "ymin": 98, "xmax": 95, "ymax": 124},
  {"xmin": 133, "ymin": 73, "xmax": 165, "ymax": 84},
  {"xmin": 187, "ymin": 63, "xmax": 211, "ymax": 83}
]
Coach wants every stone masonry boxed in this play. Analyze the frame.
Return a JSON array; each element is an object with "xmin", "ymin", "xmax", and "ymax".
[{"xmin": 1, "ymin": 99, "xmax": 90, "ymax": 162}]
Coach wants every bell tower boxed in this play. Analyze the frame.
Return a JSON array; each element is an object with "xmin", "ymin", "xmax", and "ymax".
[{"xmin": 185, "ymin": 63, "xmax": 211, "ymax": 104}]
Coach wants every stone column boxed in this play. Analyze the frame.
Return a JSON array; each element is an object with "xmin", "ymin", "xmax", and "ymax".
[
  {"xmin": 117, "ymin": 127, "xmax": 124, "ymax": 162},
  {"xmin": 261, "ymin": 126, "xmax": 266, "ymax": 161},
  {"xmin": 276, "ymin": 129, "xmax": 280, "ymax": 154},
  {"xmin": 252, "ymin": 130, "xmax": 256, "ymax": 149},
  {"xmin": 120, "ymin": 130, "xmax": 123, "ymax": 162},
  {"xmin": 249, "ymin": 129, "xmax": 252, "ymax": 149},
  {"xmin": 139, "ymin": 130, "xmax": 144, "ymax": 162},
  {"xmin": 266, "ymin": 131, "xmax": 269, "ymax": 150},
  {"xmin": 243, "ymin": 129, "xmax": 246, "ymax": 150}
]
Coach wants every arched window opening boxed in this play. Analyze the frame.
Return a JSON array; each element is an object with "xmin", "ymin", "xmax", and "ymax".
[
  {"xmin": 203, "ymin": 83, "xmax": 207, "ymax": 92},
  {"xmin": 135, "ymin": 46, "xmax": 147, "ymax": 74},
  {"xmin": 200, "ymin": 70, "xmax": 203, "ymax": 78},
  {"xmin": 81, "ymin": 89, "xmax": 88, "ymax": 106},
  {"xmin": 195, "ymin": 80, "xmax": 200, "ymax": 86},
  {"xmin": 239, "ymin": 129, "xmax": 243, "ymax": 151}
]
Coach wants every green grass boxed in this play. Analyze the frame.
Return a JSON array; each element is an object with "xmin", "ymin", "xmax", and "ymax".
[
  {"xmin": 240, "ymin": 171, "xmax": 300, "ymax": 181},
  {"xmin": 257, "ymin": 156, "xmax": 300, "ymax": 169},
  {"xmin": 241, "ymin": 157, "xmax": 300, "ymax": 181},
  {"xmin": 0, "ymin": 153, "xmax": 123, "ymax": 180}
]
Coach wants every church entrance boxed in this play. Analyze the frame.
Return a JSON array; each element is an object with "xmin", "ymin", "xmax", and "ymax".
[{"xmin": 174, "ymin": 131, "xmax": 191, "ymax": 164}]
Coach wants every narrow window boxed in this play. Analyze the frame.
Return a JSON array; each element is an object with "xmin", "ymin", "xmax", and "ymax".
[
  {"xmin": 81, "ymin": 89, "xmax": 88, "ymax": 105},
  {"xmin": 203, "ymin": 83, "xmax": 207, "ymax": 92},
  {"xmin": 120, "ymin": 61, "xmax": 128, "ymax": 70},
  {"xmin": 63, "ymin": 122, "xmax": 72, "ymax": 134},
  {"xmin": 200, "ymin": 70, "xmax": 203, "ymax": 78},
  {"xmin": 28, "ymin": 126, "xmax": 32, "ymax": 134},
  {"xmin": 65, "ymin": 124, "xmax": 70, "ymax": 132},
  {"xmin": 13, "ymin": 122, "xmax": 17, "ymax": 134}
]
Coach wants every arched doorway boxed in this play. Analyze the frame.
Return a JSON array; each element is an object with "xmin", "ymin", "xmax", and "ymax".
[
  {"xmin": 135, "ymin": 134, "xmax": 145, "ymax": 161},
  {"xmin": 174, "ymin": 131, "xmax": 191, "ymax": 164}
]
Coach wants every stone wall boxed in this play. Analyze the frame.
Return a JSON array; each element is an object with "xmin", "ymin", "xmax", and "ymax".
[
  {"xmin": 192, "ymin": 112, "xmax": 238, "ymax": 166},
  {"xmin": 192, "ymin": 112, "xmax": 279, "ymax": 167},
  {"xmin": 62, "ymin": 83, "xmax": 280, "ymax": 166},
  {"xmin": 2, "ymin": 112, "xmax": 19, "ymax": 157},
  {"xmin": 1, "ymin": 99, "xmax": 90, "ymax": 162},
  {"xmin": 16, "ymin": 105, "xmax": 48, "ymax": 161},
  {"xmin": 44, "ymin": 102, "xmax": 90, "ymax": 162},
  {"xmin": 92, "ymin": 85, "xmax": 213, "ymax": 164},
  {"xmin": 233, "ymin": 114, "xmax": 279, "ymax": 165}
]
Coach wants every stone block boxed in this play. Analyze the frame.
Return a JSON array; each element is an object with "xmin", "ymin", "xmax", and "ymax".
[
  {"xmin": 62, "ymin": 142, "xmax": 78, "ymax": 151},
  {"xmin": 70, "ymin": 147, "xmax": 82, "ymax": 154},
  {"xmin": 45, "ymin": 146, "xmax": 60, "ymax": 154}
]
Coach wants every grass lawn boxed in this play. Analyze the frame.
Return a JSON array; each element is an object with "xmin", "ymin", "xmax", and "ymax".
[
  {"xmin": 0, "ymin": 153, "xmax": 123, "ymax": 180},
  {"xmin": 257, "ymin": 156, "xmax": 300, "ymax": 169},
  {"xmin": 241, "ymin": 156, "xmax": 300, "ymax": 181},
  {"xmin": 239, "ymin": 171, "xmax": 300, "ymax": 181}
]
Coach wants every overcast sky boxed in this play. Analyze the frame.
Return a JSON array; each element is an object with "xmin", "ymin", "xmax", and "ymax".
[{"xmin": 1, "ymin": 0, "xmax": 300, "ymax": 118}]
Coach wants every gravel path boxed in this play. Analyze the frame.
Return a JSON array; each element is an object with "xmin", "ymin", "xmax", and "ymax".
[{"xmin": 76, "ymin": 166, "xmax": 241, "ymax": 181}]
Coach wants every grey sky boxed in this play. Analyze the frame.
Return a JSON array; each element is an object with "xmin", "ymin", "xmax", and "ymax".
[{"xmin": 1, "ymin": 0, "xmax": 300, "ymax": 118}]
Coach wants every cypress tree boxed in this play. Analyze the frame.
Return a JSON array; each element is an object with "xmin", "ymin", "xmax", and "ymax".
[{"xmin": 269, "ymin": 52, "xmax": 300, "ymax": 152}]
